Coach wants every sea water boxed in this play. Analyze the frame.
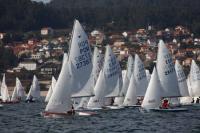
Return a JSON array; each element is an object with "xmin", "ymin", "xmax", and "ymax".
[{"xmin": 0, "ymin": 97, "xmax": 200, "ymax": 133}]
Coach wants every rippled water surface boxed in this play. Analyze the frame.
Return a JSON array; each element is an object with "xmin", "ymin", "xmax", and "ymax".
[{"xmin": 0, "ymin": 98, "xmax": 200, "ymax": 133}]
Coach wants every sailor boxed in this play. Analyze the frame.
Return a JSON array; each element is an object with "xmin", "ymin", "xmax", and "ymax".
[
  {"xmin": 196, "ymin": 98, "xmax": 200, "ymax": 103},
  {"xmin": 161, "ymin": 99, "xmax": 169, "ymax": 109},
  {"xmin": 191, "ymin": 98, "xmax": 195, "ymax": 103},
  {"xmin": 136, "ymin": 99, "xmax": 140, "ymax": 105},
  {"xmin": 67, "ymin": 105, "xmax": 75, "ymax": 115}
]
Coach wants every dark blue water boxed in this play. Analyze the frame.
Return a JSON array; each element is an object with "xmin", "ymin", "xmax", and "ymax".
[{"xmin": 0, "ymin": 97, "xmax": 200, "ymax": 133}]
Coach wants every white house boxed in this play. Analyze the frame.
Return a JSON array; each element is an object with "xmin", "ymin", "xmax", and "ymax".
[
  {"xmin": 18, "ymin": 61, "xmax": 37, "ymax": 71},
  {"xmin": 41, "ymin": 27, "xmax": 54, "ymax": 36}
]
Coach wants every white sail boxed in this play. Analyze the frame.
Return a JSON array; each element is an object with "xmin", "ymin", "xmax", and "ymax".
[
  {"xmin": 114, "ymin": 70, "xmax": 127, "ymax": 105},
  {"xmin": 114, "ymin": 56, "xmax": 134, "ymax": 105},
  {"xmin": 1, "ymin": 74, "xmax": 10, "ymax": 102},
  {"xmin": 45, "ymin": 76, "xmax": 56, "ymax": 102},
  {"xmin": 11, "ymin": 78, "xmax": 23, "ymax": 101},
  {"xmin": 142, "ymin": 67, "xmax": 162, "ymax": 109},
  {"xmin": 187, "ymin": 76, "xmax": 194, "ymax": 97},
  {"xmin": 123, "ymin": 73, "xmax": 137, "ymax": 106},
  {"xmin": 134, "ymin": 54, "xmax": 148, "ymax": 96},
  {"xmin": 87, "ymin": 45, "xmax": 122, "ymax": 108},
  {"xmin": 15, "ymin": 77, "xmax": 25, "ymax": 99},
  {"xmin": 87, "ymin": 70, "xmax": 106, "ymax": 108},
  {"xmin": 156, "ymin": 40, "xmax": 180, "ymax": 97},
  {"xmin": 72, "ymin": 47, "xmax": 103, "ymax": 97},
  {"xmin": 189, "ymin": 60, "xmax": 200, "ymax": 96},
  {"xmin": 62, "ymin": 53, "xmax": 68, "ymax": 68},
  {"xmin": 26, "ymin": 75, "xmax": 40, "ymax": 100},
  {"xmin": 175, "ymin": 60, "xmax": 190, "ymax": 96},
  {"xmin": 75, "ymin": 97, "xmax": 89, "ymax": 109},
  {"xmin": 11, "ymin": 86, "xmax": 18, "ymax": 101},
  {"xmin": 45, "ymin": 20, "xmax": 92, "ymax": 113},
  {"xmin": 145, "ymin": 69, "xmax": 151, "ymax": 83},
  {"xmin": 104, "ymin": 45, "xmax": 122, "ymax": 97}
]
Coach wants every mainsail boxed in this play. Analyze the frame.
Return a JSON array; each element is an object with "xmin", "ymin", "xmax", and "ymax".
[
  {"xmin": 175, "ymin": 60, "xmax": 190, "ymax": 96},
  {"xmin": 156, "ymin": 40, "xmax": 180, "ymax": 97},
  {"xmin": 189, "ymin": 60, "xmax": 200, "ymax": 97},
  {"xmin": 45, "ymin": 76, "xmax": 56, "ymax": 102},
  {"xmin": 1, "ymin": 74, "xmax": 10, "ymax": 102},
  {"xmin": 26, "ymin": 75, "xmax": 40, "ymax": 100},
  {"xmin": 142, "ymin": 67, "xmax": 162, "ymax": 109}
]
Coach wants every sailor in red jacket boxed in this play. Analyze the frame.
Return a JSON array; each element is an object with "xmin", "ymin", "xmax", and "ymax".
[{"xmin": 161, "ymin": 99, "xmax": 169, "ymax": 109}]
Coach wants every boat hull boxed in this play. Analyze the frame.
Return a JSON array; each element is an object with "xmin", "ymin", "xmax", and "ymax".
[
  {"xmin": 41, "ymin": 111, "xmax": 97, "ymax": 118},
  {"xmin": 151, "ymin": 108, "xmax": 188, "ymax": 112}
]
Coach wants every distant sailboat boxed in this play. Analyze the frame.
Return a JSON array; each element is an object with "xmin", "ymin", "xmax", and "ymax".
[
  {"xmin": 45, "ymin": 76, "xmax": 56, "ymax": 102},
  {"xmin": 26, "ymin": 75, "xmax": 40, "ymax": 103},
  {"xmin": 11, "ymin": 77, "xmax": 25, "ymax": 103},
  {"xmin": 123, "ymin": 54, "xmax": 147, "ymax": 107},
  {"xmin": 43, "ymin": 20, "xmax": 94, "ymax": 117},
  {"xmin": 16, "ymin": 77, "xmax": 25, "ymax": 99},
  {"xmin": 175, "ymin": 60, "xmax": 191, "ymax": 105},
  {"xmin": 0, "ymin": 74, "xmax": 10, "ymax": 103},
  {"xmin": 87, "ymin": 45, "xmax": 122, "ymax": 109},
  {"xmin": 114, "ymin": 55, "xmax": 134, "ymax": 106},
  {"xmin": 189, "ymin": 60, "xmax": 200, "ymax": 97}
]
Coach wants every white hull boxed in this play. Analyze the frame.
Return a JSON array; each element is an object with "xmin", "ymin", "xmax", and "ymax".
[{"xmin": 105, "ymin": 105, "xmax": 124, "ymax": 110}]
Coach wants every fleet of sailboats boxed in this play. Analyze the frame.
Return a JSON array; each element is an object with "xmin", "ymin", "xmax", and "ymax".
[{"xmin": 1, "ymin": 20, "xmax": 200, "ymax": 117}]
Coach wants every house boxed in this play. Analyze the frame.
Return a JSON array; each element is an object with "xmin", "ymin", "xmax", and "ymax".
[
  {"xmin": 18, "ymin": 61, "xmax": 37, "ymax": 71},
  {"xmin": 41, "ymin": 27, "xmax": 54, "ymax": 36},
  {"xmin": 0, "ymin": 33, "xmax": 5, "ymax": 39},
  {"xmin": 31, "ymin": 53, "xmax": 43, "ymax": 60},
  {"xmin": 39, "ymin": 60, "xmax": 61, "ymax": 75},
  {"xmin": 182, "ymin": 58, "xmax": 193, "ymax": 66}
]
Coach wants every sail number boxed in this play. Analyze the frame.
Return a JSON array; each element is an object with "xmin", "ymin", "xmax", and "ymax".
[
  {"xmin": 164, "ymin": 54, "xmax": 175, "ymax": 75},
  {"xmin": 75, "ymin": 40, "xmax": 91, "ymax": 69}
]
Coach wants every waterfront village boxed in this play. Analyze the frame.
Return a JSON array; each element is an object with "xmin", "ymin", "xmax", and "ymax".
[{"xmin": 0, "ymin": 25, "xmax": 200, "ymax": 94}]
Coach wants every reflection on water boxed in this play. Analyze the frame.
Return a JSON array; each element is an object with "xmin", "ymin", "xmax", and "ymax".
[{"xmin": 0, "ymin": 97, "xmax": 200, "ymax": 133}]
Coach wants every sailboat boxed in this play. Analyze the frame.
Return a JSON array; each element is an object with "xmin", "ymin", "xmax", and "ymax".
[
  {"xmin": 141, "ymin": 67, "xmax": 162, "ymax": 111},
  {"xmin": 146, "ymin": 40, "xmax": 187, "ymax": 111},
  {"xmin": 114, "ymin": 55, "xmax": 134, "ymax": 106},
  {"xmin": 175, "ymin": 60, "xmax": 191, "ymax": 105},
  {"xmin": 189, "ymin": 60, "xmax": 200, "ymax": 96},
  {"xmin": 43, "ymin": 20, "xmax": 95, "ymax": 117},
  {"xmin": 11, "ymin": 77, "xmax": 25, "ymax": 103},
  {"xmin": 74, "ymin": 47, "xmax": 103, "ymax": 110},
  {"xmin": 45, "ymin": 76, "xmax": 56, "ymax": 102},
  {"xmin": 26, "ymin": 75, "xmax": 40, "ymax": 103},
  {"xmin": 87, "ymin": 45, "xmax": 122, "ymax": 110},
  {"xmin": 188, "ymin": 60, "xmax": 200, "ymax": 106},
  {"xmin": 0, "ymin": 74, "xmax": 10, "ymax": 104},
  {"xmin": 123, "ymin": 54, "xmax": 148, "ymax": 107}
]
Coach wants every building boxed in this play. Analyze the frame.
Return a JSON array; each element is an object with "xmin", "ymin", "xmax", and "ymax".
[
  {"xmin": 0, "ymin": 33, "xmax": 5, "ymax": 39},
  {"xmin": 41, "ymin": 27, "xmax": 54, "ymax": 36},
  {"xmin": 18, "ymin": 61, "xmax": 37, "ymax": 71},
  {"xmin": 31, "ymin": 53, "xmax": 43, "ymax": 60}
]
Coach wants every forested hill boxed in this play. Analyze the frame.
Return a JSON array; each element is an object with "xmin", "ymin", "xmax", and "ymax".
[{"xmin": 1, "ymin": 0, "xmax": 200, "ymax": 34}]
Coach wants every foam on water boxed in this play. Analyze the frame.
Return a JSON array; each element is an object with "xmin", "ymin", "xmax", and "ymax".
[{"xmin": 0, "ymin": 97, "xmax": 200, "ymax": 133}]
